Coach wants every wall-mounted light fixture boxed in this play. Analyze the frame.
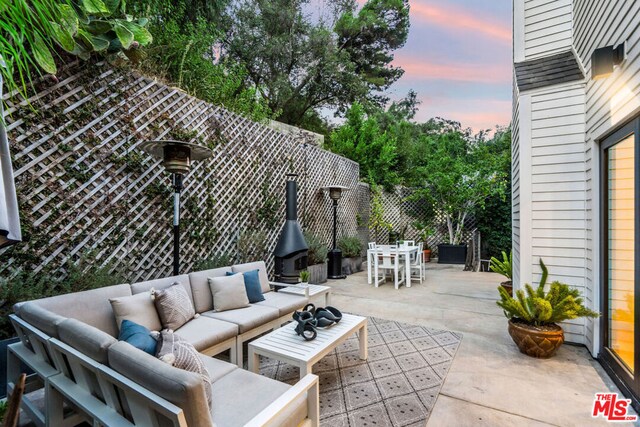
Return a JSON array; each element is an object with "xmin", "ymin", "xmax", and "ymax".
[{"xmin": 592, "ymin": 42, "xmax": 625, "ymax": 80}]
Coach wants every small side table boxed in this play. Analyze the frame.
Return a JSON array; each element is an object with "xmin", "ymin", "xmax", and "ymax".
[{"xmin": 275, "ymin": 283, "xmax": 332, "ymax": 306}]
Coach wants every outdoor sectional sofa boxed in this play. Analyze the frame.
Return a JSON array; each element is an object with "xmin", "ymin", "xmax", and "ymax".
[{"xmin": 7, "ymin": 261, "xmax": 320, "ymax": 427}]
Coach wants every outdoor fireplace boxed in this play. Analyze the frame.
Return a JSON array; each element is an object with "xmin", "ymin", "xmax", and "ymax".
[{"xmin": 274, "ymin": 174, "xmax": 308, "ymax": 284}]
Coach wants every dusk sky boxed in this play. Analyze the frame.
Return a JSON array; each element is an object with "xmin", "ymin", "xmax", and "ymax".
[
  {"xmin": 388, "ymin": 0, "xmax": 512, "ymax": 132},
  {"xmin": 312, "ymin": 0, "xmax": 513, "ymax": 132}
]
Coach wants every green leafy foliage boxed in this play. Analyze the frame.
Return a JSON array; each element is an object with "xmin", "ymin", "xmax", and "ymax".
[
  {"xmin": 133, "ymin": 1, "xmax": 273, "ymax": 121},
  {"xmin": 192, "ymin": 253, "xmax": 234, "ymax": 271},
  {"xmin": 0, "ymin": 254, "xmax": 125, "ymax": 339},
  {"xmin": 304, "ymin": 232, "xmax": 328, "ymax": 266},
  {"xmin": 327, "ymin": 103, "xmax": 399, "ymax": 189},
  {"xmin": 489, "ymin": 250, "xmax": 512, "ymax": 280},
  {"xmin": 368, "ymin": 183, "xmax": 392, "ymax": 240},
  {"xmin": 496, "ymin": 259, "xmax": 599, "ymax": 326},
  {"xmin": 338, "ymin": 236, "xmax": 363, "ymax": 258}
]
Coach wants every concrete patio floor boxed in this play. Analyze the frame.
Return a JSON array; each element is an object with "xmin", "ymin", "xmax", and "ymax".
[{"xmin": 326, "ymin": 263, "xmax": 636, "ymax": 426}]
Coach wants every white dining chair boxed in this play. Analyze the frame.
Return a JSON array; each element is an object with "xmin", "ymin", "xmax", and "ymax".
[
  {"xmin": 367, "ymin": 242, "xmax": 377, "ymax": 285},
  {"xmin": 398, "ymin": 240, "xmax": 414, "ymax": 247},
  {"xmin": 409, "ymin": 242, "xmax": 424, "ymax": 282},
  {"xmin": 374, "ymin": 246, "xmax": 405, "ymax": 289}
]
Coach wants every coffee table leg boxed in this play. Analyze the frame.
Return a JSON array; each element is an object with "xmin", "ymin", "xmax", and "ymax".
[
  {"xmin": 359, "ymin": 323, "xmax": 368, "ymax": 360},
  {"xmin": 248, "ymin": 348, "xmax": 259, "ymax": 374},
  {"xmin": 300, "ymin": 362, "xmax": 312, "ymax": 379},
  {"xmin": 325, "ymin": 291, "xmax": 331, "ymax": 306}
]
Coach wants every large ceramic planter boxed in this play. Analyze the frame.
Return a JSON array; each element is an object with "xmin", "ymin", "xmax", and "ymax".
[
  {"xmin": 341, "ymin": 257, "xmax": 363, "ymax": 275},
  {"xmin": 437, "ymin": 244, "xmax": 467, "ymax": 264},
  {"xmin": 507, "ymin": 319, "xmax": 564, "ymax": 358},
  {"xmin": 308, "ymin": 262, "xmax": 327, "ymax": 284}
]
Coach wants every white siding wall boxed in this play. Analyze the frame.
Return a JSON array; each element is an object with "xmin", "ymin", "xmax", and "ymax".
[
  {"xmin": 512, "ymin": 79, "xmax": 521, "ymax": 289},
  {"xmin": 524, "ymin": 0, "xmax": 573, "ymax": 60},
  {"xmin": 573, "ymin": 0, "xmax": 640, "ymax": 354},
  {"xmin": 530, "ymin": 83, "xmax": 587, "ymax": 344}
]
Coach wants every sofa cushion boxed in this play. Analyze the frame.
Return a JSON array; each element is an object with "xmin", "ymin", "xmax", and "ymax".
[
  {"xmin": 109, "ymin": 341, "xmax": 214, "ymax": 426},
  {"xmin": 21, "ymin": 284, "xmax": 131, "ymax": 337},
  {"xmin": 118, "ymin": 320, "xmax": 157, "ymax": 355},
  {"xmin": 211, "ymin": 368, "xmax": 307, "ymax": 427},
  {"xmin": 19, "ymin": 303, "xmax": 66, "ymax": 338},
  {"xmin": 156, "ymin": 331, "xmax": 212, "ymax": 408},
  {"xmin": 152, "ymin": 284, "xmax": 196, "ymax": 331},
  {"xmin": 255, "ymin": 291, "xmax": 308, "ymax": 317},
  {"xmin": 227, "ymin": 270, "xmax": 265, "ymax": 303},
  {"xmin": 232, "ymin": 261, "xmax": 270, "ymax": 293},
  {"xmin": 188, "ymin": 267, "xmax": 232, "ymax": 313},
  {"xmin": 58, "ymin": 318, "xmax": 117, "ymax": 364},
  {"xmin": 202, "ymin": 305, "xmax": 279, "ymax": 334},
  {"xmin": 110, "ymin": 292, "xmax": 162, "ymax": 332},
  {"xmin": 131, "ymin": 275, "xmax": 193, "ymax": 305},
  {"xmin": 173, "ymin": 316, "xmax": 237, "ymax": 353},
  {"xmin": 208, "ymin": 275, "xmax": 250, "ymax": 312}
]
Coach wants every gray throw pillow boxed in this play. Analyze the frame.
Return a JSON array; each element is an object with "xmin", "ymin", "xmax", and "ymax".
[
  {"xmin": 152, "ymin": 283, "xmax": 196, "ymax": 331},
  {"xmin": 110, "ymin": 292, "xmax": 162, "ymax": 332},
  {"xmin": 156, "ymin": 331, "xmax": 212, "ymax": 408},
  {"xmin": 208, "ymin": 274, "xmax": 250, "ymax": 312}
]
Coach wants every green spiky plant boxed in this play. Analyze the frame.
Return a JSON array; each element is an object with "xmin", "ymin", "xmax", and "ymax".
[
  {"xmin": 497, "ymin": 259, "xmax": 599, "ymax": 327},
  {"xmin": 490, "ymin": 250, "xmax": 512, "ymax": 281},
  {"xmin": 299, "ymin": 270, "xmax": 310, "ymax": 283}
]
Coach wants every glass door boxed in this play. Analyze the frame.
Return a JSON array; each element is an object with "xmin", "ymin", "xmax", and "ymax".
[{"xmin": 601, "ymin": 118, "xmax": 639, "ymax": 401}]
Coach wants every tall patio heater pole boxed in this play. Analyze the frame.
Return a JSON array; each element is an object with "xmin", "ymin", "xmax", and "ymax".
[
  {"xmin": 172, "ymin": 173, "xmax": 183, "ymax": 275},
  {"xmin": 140, "ymin": 140, "xmax": 212, "ymax": 275},
  {"xmin": 323, "ymin": 185, "xmax": 350, "ymax": 279}
]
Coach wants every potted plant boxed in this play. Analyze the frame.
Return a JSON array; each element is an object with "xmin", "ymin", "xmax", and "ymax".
[
  {"xmin": 416, "ymin": 224, "xmax": 433, "ymax": 262},
  {"xmin": 299, "ymin": 270, "xmax": 310, "ymax": 285},
  {"xmin": 497, "ymin": 259, "xmax": 599, "ymax": 358},
  {"xmin": 337, "ymin": 236, "xmax": 363, "ymax": 275},
  {"xmin": 303, "ymin": 232, "xmax": 328, "ymax": 284},
  {"xmin": 490, "ymin": 250, "xmax": 512, "ymax": 295}
]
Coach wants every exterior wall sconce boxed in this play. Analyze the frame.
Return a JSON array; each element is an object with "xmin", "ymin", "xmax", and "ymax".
[
  {"xmin": 140, "ymin": 140, "xmax": 213, "ymax": 275},
  {"xmin": 592, "ymin": 42, "xmax": 626, "ymax": 80},
  {"xmin": 322, "ymin": 185, "xmax": 351, "ymax": 279}
]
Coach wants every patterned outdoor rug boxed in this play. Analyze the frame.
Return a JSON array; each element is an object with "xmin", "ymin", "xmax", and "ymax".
[{"xmin": 257, "ymin": 316, "xmax": 462, "ymax": 427}]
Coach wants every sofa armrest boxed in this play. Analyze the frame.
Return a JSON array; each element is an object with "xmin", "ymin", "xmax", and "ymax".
[
  {"xmin": 244, "ymin": 374, "xmax": 319, "ymax": 427},
  {"xmin": 269, "ymin": 281, "xmax": 310, "ymax": 298}
]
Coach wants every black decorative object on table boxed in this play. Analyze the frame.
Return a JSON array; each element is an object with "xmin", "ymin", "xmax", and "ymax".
[{"xmin": 292, "ymin": 304, "xmax": 343, "ymax": 341}]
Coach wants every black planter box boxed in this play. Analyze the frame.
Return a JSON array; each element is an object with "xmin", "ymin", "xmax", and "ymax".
[
  {"xmin": 0, "ymin": 337, "xmax": 20, "ymax": 399},
  {"xmin": 438, "ymin": 244, "xmax": 467, "ymax": 264}
]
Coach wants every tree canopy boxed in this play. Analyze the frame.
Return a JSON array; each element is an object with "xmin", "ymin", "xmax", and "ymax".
[{"xmin": 223, "ymin": 0, "xmax": 410, "ymax": 126}]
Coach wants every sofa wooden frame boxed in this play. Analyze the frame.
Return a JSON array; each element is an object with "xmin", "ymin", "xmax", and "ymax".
[
  {"xmin": 46, "ymin": 338, "xmax": 320, "ymax": 427},
  {"xmin": 7, "ymin": 314, "xmax": 84, "ymax": 427}
]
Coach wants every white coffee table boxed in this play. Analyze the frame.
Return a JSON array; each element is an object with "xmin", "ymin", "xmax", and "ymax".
[
  {"xmin": 278, "ymin": 283, "xmax": 332, "ymax": 306},
  {"xmin": 248, "ymin": 313, "xmax": 367, "ymax": 379}
]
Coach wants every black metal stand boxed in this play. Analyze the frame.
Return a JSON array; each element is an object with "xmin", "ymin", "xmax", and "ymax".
[
  {"xmin": 327, "ymin": 199, "xmax": 345, "ymax": 279},
  {"xmin": 172, "ymin": 173, "xmax": 183, "ymax": 275}
]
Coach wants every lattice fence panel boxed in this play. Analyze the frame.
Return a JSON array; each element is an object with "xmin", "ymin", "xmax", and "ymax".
[
  {"xmin": 0, "ymin": 62, "xmax": 362, "ymax": 281},
  {"xmin": 378, "ymin": 187, "xmax": 477, "ymax": 252}
]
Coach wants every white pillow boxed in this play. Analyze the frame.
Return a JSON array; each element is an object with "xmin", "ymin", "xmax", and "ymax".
[{"xmin": 109, "ymin": 292, "xmax": 162, "ymax": 332}]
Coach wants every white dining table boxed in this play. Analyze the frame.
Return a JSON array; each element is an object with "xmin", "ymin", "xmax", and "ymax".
[{"xmin": 367, "ymin": 245, "xmax": 420, "ymax": 288}]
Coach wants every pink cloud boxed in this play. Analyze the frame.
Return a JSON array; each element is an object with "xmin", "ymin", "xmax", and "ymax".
[
  {"xmin": 395, "ymin": 55, "xmax": 511, "ymax": 83},
  {"xmin": 414, "ymin": 97, "xmax": 511, "ymax": 131},
  {"xmin": 410, "ymin": 2, "xmax": 511, "ymax": 43}
]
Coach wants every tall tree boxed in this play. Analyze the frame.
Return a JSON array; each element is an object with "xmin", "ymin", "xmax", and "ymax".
[{"xmin": 223, "ymin": 0, "xmax": 409, "ymax": 126}]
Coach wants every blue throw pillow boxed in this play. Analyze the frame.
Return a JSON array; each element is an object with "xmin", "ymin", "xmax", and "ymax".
[
  {"xmin": 119, "ymin": 320, "xmax": 157, "ymax": 355},
  {"xmin": 227, "ymin": 270, "xmax": 265, "ymax": 303}
]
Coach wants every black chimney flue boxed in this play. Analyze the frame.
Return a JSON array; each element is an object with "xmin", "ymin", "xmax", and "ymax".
[{"xmin": 274, "ymin": 174, "xmax": 309, "ymax": 283}]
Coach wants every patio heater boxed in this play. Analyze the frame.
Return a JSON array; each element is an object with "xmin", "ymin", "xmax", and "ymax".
[
  {"xmin": 322, "ymin": 185, "xmax": 350, "ymax": 279},
  {"xmin": 140, "ymin": 140, "xmax": 213, "ymax": 275}
]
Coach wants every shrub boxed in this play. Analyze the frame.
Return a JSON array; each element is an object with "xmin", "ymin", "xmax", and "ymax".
[
  {"xmin": 490, "ymin": 251, "xmax": 512, "ymax": 281},
  {"xmin": 303, "ymin": 232, "xmax": 328, "ymax": 266},
  {"xmin": 0, "ymin": 256, "xmax": 125, "ymax": 340},
  {"xmin": 193, "ymin": 253, "xmax": 234, "ymax": 271},
  {"xmin": 497, "ymin": 259, "xmax": 598, "ymax": 326},
  {"xmin": 338, "ymin": 236, "xmax": 362, "ymax": 258}
]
